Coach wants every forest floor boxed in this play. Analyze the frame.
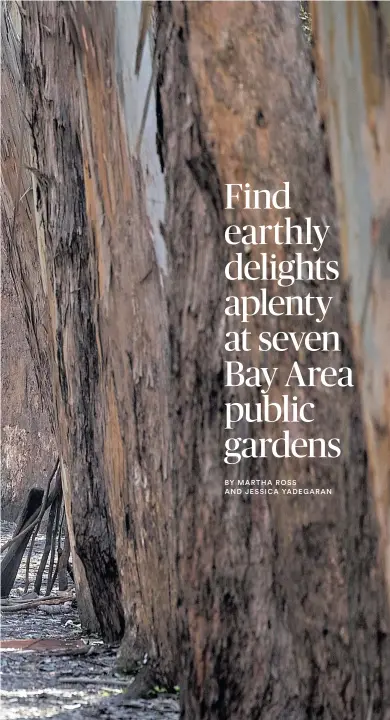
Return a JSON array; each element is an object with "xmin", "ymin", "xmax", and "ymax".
[{"xmin": 0, "ymin": 523, "xmax": 179, "ymax": 719}]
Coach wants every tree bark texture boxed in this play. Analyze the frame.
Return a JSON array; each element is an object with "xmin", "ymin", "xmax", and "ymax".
[
  {"xmin": 1, "ymin": 5, "xmax": 56, "ymax": 516},
  {"xmin": 3, "ymin": 0, "xmax": 390, "ymax": 718},
  {"xmin": 16, "ymin": 0, "xmax": 176, "ymax": 673},
  {"xmin": 312, "ymin": 0, "xmax": 390, "ymax": 607},
  {"xmin": 1, "ymin": 3, "xmax": 100, "ymax": 633},
  {"xmin": 157, "ymin": 2, "xmax": 390, "ymax": 718}
]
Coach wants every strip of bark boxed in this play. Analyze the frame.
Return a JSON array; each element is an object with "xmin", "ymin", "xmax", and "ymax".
[
  {"xmin": 34, "ymin": 472, "xmax": 62, "ymax": 595},
  {"xmin": 24, "ymin": 459, "xmax": 59, "ymax": 592},
  {"xmin": 58, "ymin": 526, "xmax": 71, "ymax": 592},
  {"xmin": 45, "ymin": 493, "xmax": 62, "ymax": 595}
]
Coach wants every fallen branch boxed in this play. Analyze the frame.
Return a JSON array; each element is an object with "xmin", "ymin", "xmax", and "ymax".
[
  {"xmin": 34, "ymin": 471, "xmax": 62, "ymax": 595},
  {"xmin": 1, "ymin": 508, "xmax": 42, "ymax": 554},
  {"xmin": 42, "ymin": 646, "xmax": 92, "ymax": 658},
  {"xmin": 0, "ymin": 637, "xmax": 88, "ymax": 655},
  {"xmin": 0, "ymin": 593, "xmax": 73, "ymax": 613},
  {"xmin": 24, "ymin": 462, "xmax": 57, "ymax": 592},
  {"xmin": 24, "ymin": 519, "xmax": 42, "ymax": 593},
  {"xmin": 56, "ymin": 676, "xmax": 130, "ymax": 687},
  {"xmin": 1, "ymin": 458, "xmax": 60, "ymax": 554},
  {"xmin": 45, "ymin": 491, "xmax": 62, "ymax": 595}
]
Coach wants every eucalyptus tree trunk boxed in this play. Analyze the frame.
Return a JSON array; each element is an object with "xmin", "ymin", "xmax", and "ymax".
[
  {"xmin": 313, "ymin": 0, "xmax": 390, "ymax": 608},
  {"xmin": 157, "ymin": 2, "xmax": 390, "ymax": 718},
  {"xmin": 2, "ymin": 0, "xmax": 176, "ymax": 674},
  {"xmin": 0, "ymin": 3, "xmax": 55, "ymax": 517},
  {"xmin": 2, "ymin": 1, "xmax": 390, "ymax": 718},
  {"xmin": 1, "ymin": 2, "xmax": 100, "ymax": 634}
]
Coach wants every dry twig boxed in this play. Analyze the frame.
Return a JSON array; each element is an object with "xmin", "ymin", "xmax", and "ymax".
[{"xmin": 0, "ymin": 593, "xmax": 73, "ymax": 613}]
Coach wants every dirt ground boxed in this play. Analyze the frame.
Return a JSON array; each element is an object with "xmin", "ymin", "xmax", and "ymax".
[{"xmin": 0, "ymin": 522, "xmax": 179, "ymax": 719}]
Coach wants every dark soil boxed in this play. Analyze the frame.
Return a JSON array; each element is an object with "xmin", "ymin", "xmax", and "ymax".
[{"xmin": 0, "ymin": 522, "xmax": 179, "ymax": 719}]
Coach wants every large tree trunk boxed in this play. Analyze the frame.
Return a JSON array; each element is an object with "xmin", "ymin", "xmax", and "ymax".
[
  {"xmin": 1, "ymin": 3, "xmax": 100, "ymax": 633},
  {"xmin": 1, "ymin": 5, "xmax": 55, "ymax": 516},
  {"xmin": 157, "ymin": 2, "xmax": 390, "ymax": 718},
  {"xmin": 3, "ymin": 0, "xmax": 177, "ymax": 674},
  {"xmin": 20, "ymin": 1, "xmax": 125, "ymax": 642},
  {"xmin": 313, "ymin": 0, "xmax": 390, "ymax": 608},
  {"xmin": 3, "ymin": 0, "xmax": 390, "ymax": 717}
]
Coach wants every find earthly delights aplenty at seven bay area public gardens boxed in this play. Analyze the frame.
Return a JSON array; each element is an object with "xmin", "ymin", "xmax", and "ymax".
[{"xmin": 222, "ymin": 182, "xmax": 353, "ymax": 465}]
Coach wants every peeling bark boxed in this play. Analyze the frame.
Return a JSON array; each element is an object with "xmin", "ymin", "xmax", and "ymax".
[
  {"xmin": 1, "ymin": 3, "xmax": 99, "ymax": 634},
  {"xmin": 70, "ymin": 1, "xmax": 176, "ymax": 673},
  {"xmin": 9, "ymin": 0, "xmax": 177, "ymax": 673},
  {"xmin": 18, "ymin": 1, "xmax": 124, "ymax": 642},
  {"xmin": 157, "ymin": 2, "xmax": 390, "ymax": 718},
  {"xmin": 1, "ymin": 6, "xmax": 56, "ymax": 516},
  {"xmin": 313, "ymin": 0, "xmax": 390, "ymax": 609},
  {"xmin": 3, "ymin": 0, "xmax": 390, "ymax": 717}
]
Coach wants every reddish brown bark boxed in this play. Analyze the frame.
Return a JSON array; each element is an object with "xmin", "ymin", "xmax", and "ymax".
[
  {"xmin": 3, "ymin": 2, "xmax": 390, "ymax": 717},
  {"xmin": 1, "ymin": 4, "xmax": 100, "ymax": 633},
  {"xmin": 157, "ymin": 2, "xmax": 390, "ymax": 718},
  {"xmin": 1, "ymin": 8, "xmax": 56, "ymax": 516},
  {"xmin": 15, "ymin": 0, "xmax": 176, "ymax": 674},
  {"xmin": 313, "ymin": 0, "xmax": 390, "ymax": 609}
]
